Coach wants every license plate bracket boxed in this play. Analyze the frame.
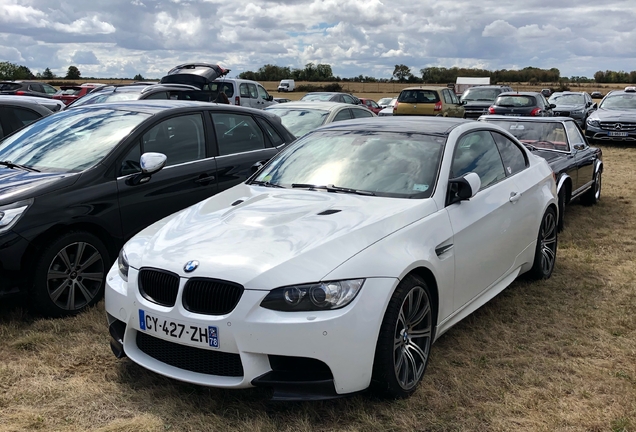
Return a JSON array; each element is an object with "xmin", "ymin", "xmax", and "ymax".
[{"xmin": 138, "ymin": 309, "xmax": 219, "ymax": 349}]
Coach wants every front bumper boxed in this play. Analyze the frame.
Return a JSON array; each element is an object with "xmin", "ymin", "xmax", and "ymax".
[
  {"xmin": 0, "ymin": 231, "xmax": 31, "ymax": 295},
  {"xmin": 585, "ymin": 125, "xmax": 636, "ymax": 142},
  {"xmin": 105, "ymin": 265, "xmax": 397, "ymax": 398}
]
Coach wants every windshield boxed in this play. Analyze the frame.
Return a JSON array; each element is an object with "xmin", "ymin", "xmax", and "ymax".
[
  {"xmin": 549, "ymin": 94, "xmax": 584, "ymax": 105},
  {"xmin": 600, "ymin": 94, "xmax": 636, "ymax": 110},
  {"xmin": 0, "ymin": 108, "xmax": 150, "ymax": 172},
  {"xmin": 461, "ymin": 88, "xmax": 501, "ymax": 102},
  {"xmin": 253, "ymin": 130, "xmax": 445, "ymax": 198},
  {"xmin": 486, "ymin": 120, "xmax": 570, "ymax": 152},
  {"xmin": 495, "ymin": 95, "xmax": 536, "ymax": 107},
  {"xmin": 301, "ymin": 93, "xmax": 333, "ymax": 101},
  {"xmin": 69, "ymin": 90, "xmax": 141, "ymax": 107},
  {"xmin": 266, "ymin": 108, "xmax": 329, "ymax": 138},
  {"xmin": 0, "ymin": 83, "xmax": 21, "ymax": 91}
]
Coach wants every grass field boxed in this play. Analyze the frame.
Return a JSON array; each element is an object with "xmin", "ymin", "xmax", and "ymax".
[{"xmin": 1, "ymin": 143, "xmax": 635, "ymax": 431}]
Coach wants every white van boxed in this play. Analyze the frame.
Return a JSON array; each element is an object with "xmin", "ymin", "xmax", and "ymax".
[
  {"xmin": 211, "ymin": 78, "xmax": 277, "ymax": 109},
  {"xmin": 277, "ymin": 79, "xmax": 295, "ymax": 92}
]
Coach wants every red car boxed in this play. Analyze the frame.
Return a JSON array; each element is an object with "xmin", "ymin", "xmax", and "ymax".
[
  {"xmin": 53, "ymin": 83, "xmax": 104, "ymax": 105},
  {"xmin": 359, "ymin": 98, "xmax": 382, "ymax": 114}
]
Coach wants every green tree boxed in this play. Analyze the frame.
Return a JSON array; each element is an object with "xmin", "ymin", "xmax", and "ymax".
[
  {"xmin": 0, "ymin": 61, "xmax": 34, "ymax": 80},
  {"xmin": 133, "ymin": 73, "xmax": 144, "ymax": 81},
  {"xmin": 392, "ymin": 64, "xmax": 412, "ymax": 82},
  {"xmin": 42, "ymin": 68, "xmax": 55, "ymax": 79},
  {"xmin": 65, "ymin": 65, "xmax": 81, "ymax": 80}
]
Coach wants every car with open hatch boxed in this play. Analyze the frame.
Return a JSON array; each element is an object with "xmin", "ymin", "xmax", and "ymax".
[
  {"xmin": 480, "ymin": 115, "xmax": 602, "ymax": 231},
  {"xmin": 105, "ymin": 116, "xmax": 558, "ymax": 401},
  {"xmin": 585, "ymin": 86, "xmax": 636, "ymax": 143},
  {"xmin": 0, "ymin": 100, "xmax": 295, "ymax": 317}
]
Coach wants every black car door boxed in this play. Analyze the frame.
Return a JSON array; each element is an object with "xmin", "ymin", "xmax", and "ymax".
[
  {"xmin": 209, "ymin": 111, "xmax": 280, "ymax": 192},
  {"xmin": 116, "ymin": 112, "xmax": 219, "ymax": 240},
  {"xmin": 565, "ymin": 120, "xmax": 595, "ymax": 191}
]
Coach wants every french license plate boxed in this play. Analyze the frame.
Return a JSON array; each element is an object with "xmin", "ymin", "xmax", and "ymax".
[
  {"xmin": 138, "ymin": 309, "xmax": 219, "ymax": 349},
  {"xmin": 505, "ymin": 113, "xmax": 521, "ymax": 116},
  {"xmin": 608, "ymin": 131, "xmax": 628, "ymax": 137}
]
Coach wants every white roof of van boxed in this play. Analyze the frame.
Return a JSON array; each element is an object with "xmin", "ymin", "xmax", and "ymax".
[{"xmin": 455, "ymin": 77, "xmax": 490, "ymax": 85}]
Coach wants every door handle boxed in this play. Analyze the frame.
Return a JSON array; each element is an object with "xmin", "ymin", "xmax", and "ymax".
[
  {"xmin": 195, "ymin": 175, "xmax": 215, "ymax": 184},
  {"xmin": 509, "ymin": 191, "xmax": 521, "ymax": 203}
]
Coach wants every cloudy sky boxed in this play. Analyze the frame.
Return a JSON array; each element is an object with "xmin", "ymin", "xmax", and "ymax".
[{"xmin": 1, "ymin": 0, "xmax": 635, "ymax": 79}]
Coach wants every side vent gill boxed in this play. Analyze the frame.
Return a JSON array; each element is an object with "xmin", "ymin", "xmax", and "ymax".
[
  {"xmin": 231, "ymin": 200, "xmax": 244, "ymax": 206},
  {"xmin": 317, "ymin": 209, "xmax": 341, "ymax": 216}
]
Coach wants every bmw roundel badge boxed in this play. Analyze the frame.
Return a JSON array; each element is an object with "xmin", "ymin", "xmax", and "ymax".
[{"xmin": 184, "ymin": 260, "xmax": 199, "ymax": 273}]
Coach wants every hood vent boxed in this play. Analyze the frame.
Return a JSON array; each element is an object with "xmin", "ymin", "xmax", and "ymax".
[
  {"xmin": 317, "ymin": 209, "xmax": 341, "ymax": 215},
  {"xmin": 231, "ymin": 199, "xmax": 244, "ymax": 206}
]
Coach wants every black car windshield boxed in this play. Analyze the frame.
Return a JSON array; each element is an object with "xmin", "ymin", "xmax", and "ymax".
[
  {"xmin": 0, "ymin": 108, "xmax": 149, "ymax": 172},
  {"xmin": 495, "ymin": 95, "xmax": 537, "ymax": 107},
  {"xmin": 252, "ymin": 130, "xmax": 446, "ymax": 198},
  {"xmin": 266, "ymin": 108, "xmax": 329, "ymax": 138},
  {"xmin": 600, "ymin": 94, "xmax": 636, "ymax": 110},
  {"xmin": 486, "ymin": 120, "xmax": 569, "ymax": 151},
  {"xmin": 549, "ymin": 94, "xmax": 584, "ymax": 105},
  {"xmin": 69, "ymin": 90, "xmax": 141, "ymax": 107},
  {"xmin": 461, "ymin": 88, "xmax": 501, "ymax": 102}
]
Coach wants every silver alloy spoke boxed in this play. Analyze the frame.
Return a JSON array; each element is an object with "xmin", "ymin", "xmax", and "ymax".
[
  {"xmin": 65, "ymin": 284, "xmax": 76, "ymax": 310},
  {"xmin": 49, "ymin": 280, "xmax": 70, "ymax": 303},
  {"xmin": 79, "ymin": 271, "xmax": 103, "ymax": 282},
  {"xmin": 58, "ymin": 248, "xmax": 73, "ymax": 270},
  {"xmin": 408, "ymin": 327, "xmax": 432, "ymax": 340},
  {"xmin": 75, "ymin": 280, "xmax": 93, "ymax": 303},
  {"xmin": 406, "ymin": 341, "xmax": 428, "ymax": 369},
  {"xmin": 403, "ymin": 347, "xmax": 419, "ymax": 385},
  {"xmin": 406, "ymin": 289, "xmax": 423, "ymax": 323},
  {"xmin": 47, "ymin": 270, "xmax": 67, "ymax": 280},
  {"xmin": 79, "ymin": 251, "xmax": 101, "ymax": 270},
  {"xmin": 75, "ymin": 242, "xmax": 87, "ymax": 267},
  {"xmin": 409, "ymin": 301, "xmax": 430, "ymax": 329}
]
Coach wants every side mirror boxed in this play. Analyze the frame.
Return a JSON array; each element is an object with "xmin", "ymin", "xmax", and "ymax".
[
  {"xmin": 549, "ymin": 103, "xmax": 557, "ymax": 109},
  {"xmin": 140, "ymin": 152, "xmax": 167, "ymax": 175},
  {"xmin": 447, "ymin": 172, "xmax": 481, "ymax": 205},
  {"xmin": 267, "ymin": 95, "xmax": 273, "ymax": 101},
  {"xmin": 573, "ymin": 143, "xmax": 587, "ymax": 151},
  {"xmin": 586, "ymin": 101, "xmax": 592, "ymax": 107},
  {"xmin": 592, "ymin": 103, "xmax": 598, "ymax": 109}
]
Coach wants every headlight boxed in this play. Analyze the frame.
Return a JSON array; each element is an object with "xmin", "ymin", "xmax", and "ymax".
[
  {"xmin": 0, "ymin": 199, "xmax": 33, "ymax": 234},
  {"xmin": 570, "ymin": 109, "xmax": 583, "ymax": 115},
  {"xmin": 260, "ymin": 279, "xmax": 365, "ymax": 311},
  {"xmin": 118, "ymin": 248, "xmax": 129, "ymax": 282},
  {"xmin": 587, "ymin": 118, "xmax": 600, "ymax": 127}
]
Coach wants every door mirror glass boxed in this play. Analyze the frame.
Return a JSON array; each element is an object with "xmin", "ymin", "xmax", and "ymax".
[
  {"xmin": 549, "ymin": 103, "xmax": 557, "ymax": 109},
  {"xmin": 140, "ymin": 152, "xmax": 167, "ymax": 175}
]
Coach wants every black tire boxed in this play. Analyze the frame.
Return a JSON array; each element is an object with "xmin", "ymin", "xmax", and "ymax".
[
  {"xmin": 527, "ymin": 207, "xmax": 558, "ymax": 280},
  {"xmin": 580, "ymin": 170, "xmax": 601, "ymax": 206},
  {"xmin": 557, "ymin": 188, "xmax": 566, "ymax": 232},
  {"xmin": 31, "ymin": 231, "xmax": 110, "ymax": 317},
  {"xmin": 372, "ymin": 274, "xmax": 434, "ymax": 399}
]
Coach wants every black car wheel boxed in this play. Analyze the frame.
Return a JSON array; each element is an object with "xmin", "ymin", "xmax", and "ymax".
[
  {"xmin": 32, "ymin": 231, "xmax": 110, "ymax": 317},
  {"xmin": 581, "ymin": 170, "xmax": 602, "ymax": 206},
  {"xmin": 372, "ymin": 274, "xmax": 434, "ymax": 399},
  {"xmin": 527, "ymin": 207, "xmax": 558, "ymax": 280}
]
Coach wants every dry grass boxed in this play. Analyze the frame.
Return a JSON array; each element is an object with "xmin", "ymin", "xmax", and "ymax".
[{"xmin": 1, "ymin": 145, "xmax": 636, "ymax": 431}]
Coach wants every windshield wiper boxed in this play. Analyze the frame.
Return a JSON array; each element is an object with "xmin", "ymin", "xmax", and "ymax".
[
  {"xmin": 0, "ymin": 160, "xmax": 40, "ymax": 172},
  {"xmin": 250, "ymin": 180, "xmax": 285, "ymax": 188},
  {"xmin": 291, "ymin": 183, "xmax": 375, "ymax": 196}
]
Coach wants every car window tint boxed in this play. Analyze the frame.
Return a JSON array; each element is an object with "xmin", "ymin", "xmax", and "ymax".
[
  {"xmin": 491, "ymin": 132, "xmax": 527, "ymax": 176},
  {"xmin": 449, "ymin": 91, "xmax": 460, "ymax": 104},
  {"xmin": 442, "ymin": 90, "xmax": 452, "ymax": 104},
  {"xmin": 212, "ymin": 113, "xmax": 265, "ymax": 156},
  {"xmin": 352, "ymin": 108, "xmax": 374, "ymax": 119},
  {"xmin": 257, "ymin": 118, "xmax": 284, "ymax": 146},
  {"xmin": 451, "ymin": 131, "xmax": 506, "ymax": 190},
  {"xmin": 343, "ymin": 95, "xmax": 355, "ymax": 104},
  {"xmin": 248, "ymin": 84, "xmax": 258, "ymax": 99},
  {"xmin": 12, "ymin": 107, "xmax": 42, "ymax": 126},
  {"xmin": 42, "ymin": 84, "xmax": 58, "ymax": 94},
  {"xmin": 142, "ymin": 114, "xmax": 206, "ymax": 166},
  {"xmin": 29, "ymin": 83, "xmax": 43, "ymax": 93},
  {"xmin": 495, "ymin": 95, "xmax": 536, "ymax": 107},
  {"xmin": 239, "ymin": 83, "xmax": 251, "ymax": 98},
  {"xmin": 257, "ymin": 85, "xmax": 269, "ymax": 100},
  {"xmin": 565, "ymin": 121, "xmax": 585, "ymax": 145},
  {"xmin": 333, "ymin": 109, "xmax": 352, "ymax": 122},
  {"xmin": 120, "ymin": 141, "xmax": 142, "ymax": 176},
  {"xmin": 144, "ymin": 91, "xmax": 170, "ymax": 100},
  {"xmin": 398, "ymin": 90, "xmax": 440, "ymax": 104}
]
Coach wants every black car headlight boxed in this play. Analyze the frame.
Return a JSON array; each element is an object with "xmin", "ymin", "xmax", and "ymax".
[
  {"xmin": 587, "ymin": 118, "xmax": 600, "ymax": 127},
  {"xmin": 260, "ymin": 279, "xmax": 365, "ymax": 311},
  {"xmin": 117, "ymin": 248, "xmax": 129, "ymax": 282},
  {"xmin": 0, "ymin": 199, "xmax": 33, "ymax": 235}
]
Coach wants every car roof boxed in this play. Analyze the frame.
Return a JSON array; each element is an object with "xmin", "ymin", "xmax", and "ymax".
[
  {"xmin": 69, "ymin": 99, "xmax": 278, "ymax": 116},
  {"xmin": 482, "ymin": 115, "xmax": 577, "ymax": 123},
  {"xmin": 314, "ymin": 116, "xmax": 470, "ymax": 135},
  {"xmin": 498, "ymin": 92, "xmax": 542, "ymax": 96},
  {"xmin": 266, "ymin": 101, "xmax": 362, "ymax": 111},
  {"xmin": 401, "ymin": 86, "xmax": 448, "ymax": 91},
  {"xmin": 0, "ymin": 94, "xmax": 63, "ymax": 109},
  {"xmin": 0, "ymin": 96, "xmax": 55, "ymax": 114}
]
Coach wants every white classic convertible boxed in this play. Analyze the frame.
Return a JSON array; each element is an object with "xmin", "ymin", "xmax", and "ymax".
[{"xmin": 105, "ymin": 117, "xmax": 558, "ymax": 400}]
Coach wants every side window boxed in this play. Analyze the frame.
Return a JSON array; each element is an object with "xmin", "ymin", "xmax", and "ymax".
[
  {"xmin": 142, "ymin": 114, "xmax": 206, "ymax": 166},
  {"xmin": 144, "ymin": 91, "xmax": 169, "ymax": 100},
  {"xmin": 491, "ymin": 132, "xmax": 528, "ymax": 176},
  {"xmin": 442, "ymin": 90, "xmax": 452, "ymax": 104},
  {"xmin": 257, "ymin": 118, "xmax": 284, "ymax": 146},
  {"xmin": 12, "ymin": 107, "xmax": 42, "ymax": 126},
  {"xmin": 449, "ymin": 92, "xmax": 460, "ymax": 104},
  {"xmin": 120, "ymin": 142, "xmax": 142, "ymax": 176},
  {"xmin": 333, "ymin": 109, "xmax": 353, "ymax": 122},
  {"xmin": 451, "ymin": 131, "xmax": 506, "ymax": 190},
  {"xmin": 352, "ymin": 108, "xmax": 374, "ymax": 118},
  {"xmin": 240, "ymin": 83, "xmax": 251, "ymax": 98},
  {"xmin": 212, "ymin": 113, "xmax": 265, "ymax": 156},
  {"xmin": 342, "ymin": 95, "xmax": 355, "ymax": 104},
  {"xmin": 248, "ymin": 84, "xmax": 258, "ymax": 99},
  {"xmin": 0, "ymin": 108, "xmax": 5, "ymax": 138},
  {"xmin": 565, "ymin": 121, "xmax": 585, "ymax": 145},
  {"xmin": 371, "ymin": 100, "xmax": 380, "ymax": 109},
  {"xmin": 42, "ymin": 84, "xmax": 58, "ymax": 95},
  {"xmin": 257, "ymin": 85, "xmax": 269, "ymax": 100},
  {"xmin": 29, "ymin": 83, "xmax": 44, "ymax": 93}
]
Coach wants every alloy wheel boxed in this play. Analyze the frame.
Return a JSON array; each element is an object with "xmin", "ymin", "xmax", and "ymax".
[
  {"xmin": 540, "ymin": 211, "xmax": 557, "ymax": 275},
  {"xmin": 46, "ymin": 242, "xmax": 104, "ymax": 311},
  {"xmin": 393, "ymin": 286, "xmax": 432, "ymax": 390},
  {"xmin": 594, "ymin": 172, "xmax": 602, "ymax": 200}
]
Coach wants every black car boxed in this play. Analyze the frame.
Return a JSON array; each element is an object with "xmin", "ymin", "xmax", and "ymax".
[
  {"xmin": 0, "ymin": 98, "xmax": 53, "ymax": 139},
  {"xmin": 300, "ymin": 92, "xmax": 362, "ymax": 105},
  {"xmin": 159, "ymin": 63, "xmax": 230, "ymax": 89},
  {"xmin": 0, "ymin": 81, "xmax": 58, "ymax": 99},
  {"xmin": 64, "ymin": 83, "xmax": 215, "ymax": 109},
  {"xmin": 0, "ymin": 101, "xmax": 295, "ymax": 316},
  {"xmin": 487, "ymin": 92, "xmax": 556, "ymax": 117},
  {"xmin": 585, "ymin": 87, "xmax": 636, "ymax": 144},
  {"xmin": 460, "ymin": 85, "xmax": 514, "ymax": 119},
  {"xmin": 548, "ymin": 91, "xmax": 597, "ymax": 128},
  {"xmin": 481, "ymin": 115, "xmax": 602, "ymax": 230}
]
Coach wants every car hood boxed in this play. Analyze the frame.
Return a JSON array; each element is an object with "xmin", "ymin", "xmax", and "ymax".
[
  {"xmin": 0, "ymin": 168, "xmax": 78, "ymax": 205},
  {"xmin": 590, "ymin": 108, "xmax": 636, "ymax": 121},
  {"xmin": 126, "ymin": 184, "xmax": 437, "ymax": 289}
]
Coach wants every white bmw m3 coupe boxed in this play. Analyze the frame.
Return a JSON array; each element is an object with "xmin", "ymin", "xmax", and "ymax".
[{"xmin": 105, "ymin": 117, "xmax": 558, "ymax": 400}]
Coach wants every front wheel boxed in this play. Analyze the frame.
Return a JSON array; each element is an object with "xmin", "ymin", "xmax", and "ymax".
[
  {"xmin": 527, "ymin": 207, "xmax": 558, "ymax": 280},
  {"xmin": 372, "ymin": 275, "xmax": 434, "ymax": 398},
  {"xmin": 580, "ymin": 170, "xmax": 601, "ymax": 206}
]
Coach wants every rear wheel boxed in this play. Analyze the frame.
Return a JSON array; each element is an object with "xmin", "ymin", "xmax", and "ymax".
[
  {"xmin": 372, "ymin": 275, "xmax": 434, "ymax": 398},
  {"xmin": 527, "ymin": 207, "xmax": 558, "ymax": 280},
  {"xmin": 581, "ymin": 170, "xmax": 601, "ymax": 206}
]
